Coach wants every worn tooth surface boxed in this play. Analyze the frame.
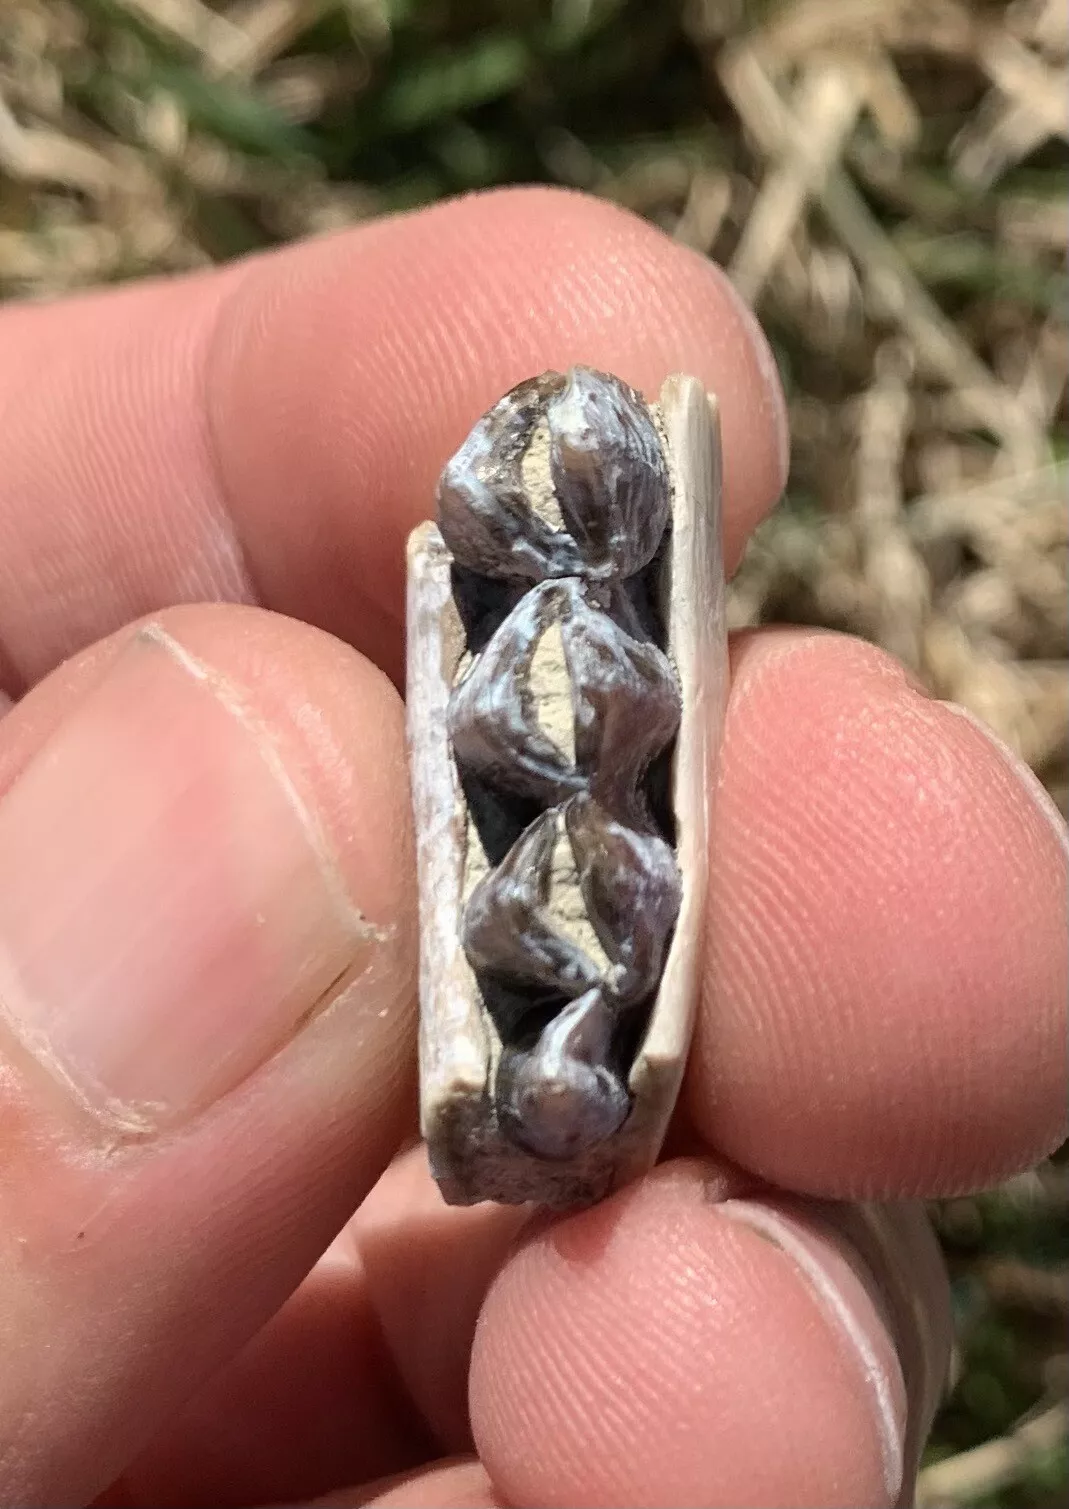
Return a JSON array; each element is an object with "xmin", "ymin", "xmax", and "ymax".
[
  {"xmin": 559, "ymin": 589, "xmax": 681, "ymax": 820},
  {"xmin": 446, "ymin": 579, "xmax": 586, "ymax": 807},
  {"xmin": 564, "ymin": 792, "xmax": 681, "ymax": 1006},
  {"xmin": 494, "ymin": 987, "xmax": 630, "ymax": 1161},
  {"xmin": 436, "ymin": 371, "xmax": 578, "ymax": 582},
  {"xmin": 547, "ymin": 367, "xmax": 671, "ymax": 580},
  {"xmin": 439, "ymin": 366, "xmax": 672, "ymax": 585},
  {"xmin": 461, "ymin": 807, "xmax": 603, "ymax": 999},
  {"xmin": 448, "ymin": 573, "xmax": 680, "ymax": 816}
]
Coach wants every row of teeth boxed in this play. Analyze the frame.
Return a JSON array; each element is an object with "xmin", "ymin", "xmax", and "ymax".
[{"xmin": 437, "ymin": 366, "xmax": 683, "ymax": 1162}]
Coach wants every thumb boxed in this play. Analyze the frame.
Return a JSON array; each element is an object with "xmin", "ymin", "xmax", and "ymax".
[{"xmin": 0, "ymin": 604, "xmax": 415, "ymax": 1507}]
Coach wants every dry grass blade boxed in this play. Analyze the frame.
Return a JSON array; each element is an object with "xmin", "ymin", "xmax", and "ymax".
[
  {"xmin": 116, "ymin": 0, "xmax": 247, "ymax": 61},
  {"xmin": 214, "ymin": 1, "xmax": 331, "ymax": 78},
  {"xmin": 729, "ymin": 60, "xmax": 866, "ymax": 302},
  {"xmin": 978, "ymin": 29, "xmax": 1069, "ymax": 141},
  {"xmin": 854, "ymin": 341, "xmax": 929, "ymax": 668},
  {"xmin": 917, "ymin": 1401, "xmax": 1069, "ymax": 1506},
  {"xmin": 720, "ymin": 42, "xmax": 1046, "ymax": 462},
  {"xmin": 0, "ymin": 87, "xmax": 115, "ymax": 195}
]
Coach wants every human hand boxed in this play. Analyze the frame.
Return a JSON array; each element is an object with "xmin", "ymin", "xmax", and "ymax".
[{"xmin": 0, "ymin": 188, "xmax": 1063, "ymax": 1509}]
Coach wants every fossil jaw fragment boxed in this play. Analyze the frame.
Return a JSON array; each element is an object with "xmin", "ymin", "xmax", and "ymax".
[{"xmin": 407, "ymin": 367, "xmax": 728, "ymax": 1208}]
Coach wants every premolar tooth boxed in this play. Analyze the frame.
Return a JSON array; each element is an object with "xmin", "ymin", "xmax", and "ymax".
[
  {"xmin": 564, "ymin": 793, "xmax": 681, "ymax": 1006},
  {"xmin": 495, "ymin": 988, "xmax": 630, "ymax": 1161},
  {"xmin": 547, "ymin": 367, "xmax": 671, "ymax": 581},
  {"xmin": 461, "ymin": 809, "xmax": 602, "ymax": 999},
  {"xmin": 447, "ymin": 580, "xmax": 584, "ymax": 808},
  {"xmin": 448, "ymin": 576, "xmax": 680, "ymax": 819}
]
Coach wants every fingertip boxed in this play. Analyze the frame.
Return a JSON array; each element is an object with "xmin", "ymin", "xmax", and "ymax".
[
  {"xmin": 352, "ymin": 1143, "xmax": 528, "ymax": 1454},
  {"xmin": 306, "ymin": 1459, "xmax": 501, "ymax": 1508},
  {"xmin": 690, "ymin": 628, "xmax": 1067, "ymax": 1196},
  {"xmin": 0, "ymin": 187, "xmax": 787, "ymax": 689},
  {"xmin": 151, "ymin": 603, "xmax": 414, "ymax": 933},
  {"xmin": 934, "ymin": 697, "xmax": 1069, "ymax": 863},
  {"xmin": 362, "ymin": 1460, "xmax": 501, "ymax": 1509},
  {"xmin": 210, "ymin": 186, "xmax": 788, "ymax": 665},
  {"xmin": 470, "ymin": 1161, "xmax": 902, "ymax": 1508}
]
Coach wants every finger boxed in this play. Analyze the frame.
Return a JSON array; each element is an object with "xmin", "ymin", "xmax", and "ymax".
[
  {"xmin": 470, "ymin": 1159, "xmax": 950, "ymax": 1509},
  {"xmin": 0, "ymin": 187, "xmax": 788, "ymax": 694},
  {"xmin": 109, "ymin": 1146, "xmax": 524, "ymax": 1507},
  {"xmin": 306, "ymin": 1459, "xmax": 501, "ymax": 1508},
  {"xmin": 688, "ymin": 628, "xmax": 1067, "ymax": 1197},
  {"xmin": 0, "ymin": 605, "xmax": 416, "ymax": 1508},
  {"xmin": 102, "ymin": 1236, "xmax": 431, "ymax": 1509},
  {"xmin": 351, "ymin": 1144, "xmax": 529, "ymax": 1454},
  {"xmin": 95, "ymin": 617, "xmax": 1067, "ymax": 1502}
]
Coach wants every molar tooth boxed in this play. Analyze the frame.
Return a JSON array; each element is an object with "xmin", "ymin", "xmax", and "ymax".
[
  {"xmin": 437, "ymin": 371, "xmax": 579, "ymax": 582},
  {"xmin": 559, "ymin": 591, "xmax": 680, "ymax": 819},
  {"xmin": 564, "ymin": 792, "xmax": 681, "ymax": 1006},
  {"xmin": 461, "ymin": 809, "xmax": 602, "ymax": 999},
  {"xmin": 446, "ymin": 579, "xmax": 585, "ymax": 807},
  {"xmin": 495, "ymin": 988, "xmax": 630, "ymax": 1161},
  {"xmin": 437, "ymin": 366, "xmax": 672, "ymax": 584},
  {"xmin": 448, "ymin": 574, "xmax": 680, "ymax": 819},
  {"xmin": 547, "ymin": 366, "xmax": 671, "ymax": 581}
]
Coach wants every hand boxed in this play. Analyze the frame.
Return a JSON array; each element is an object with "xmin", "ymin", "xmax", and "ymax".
[{"xmin": 0, "ymin": 188, "xmax": 1063, "ymax": 1509}]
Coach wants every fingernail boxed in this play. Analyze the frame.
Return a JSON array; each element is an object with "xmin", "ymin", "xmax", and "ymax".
[
  {"xmin": 0, "ymin": 626, "xmax": 377, "ymax": 1130},
  {"xmin": 937, "ymin": 700, "xmax": 1069, "ymax": 859},
  {"xmin": 719, "ymin": 1196, "xmax": 908, "ymax": 1504}
]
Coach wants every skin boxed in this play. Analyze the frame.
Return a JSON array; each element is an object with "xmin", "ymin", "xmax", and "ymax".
[{"xmin": 0, "ymin": 187, "xmax": 1062, "ymax": 1508}]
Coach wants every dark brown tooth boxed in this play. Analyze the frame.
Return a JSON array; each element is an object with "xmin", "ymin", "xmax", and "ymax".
[
  {"xmin": 494, "ymin": 987, "xmax": 630, "ymax": 1161},
  {"xmin": 437, "ymin": 366, "xmax": 671, "ymax": 585},
  {"xmin": 461, "ymin": 808, "xmax": 603, "ymax": 998},
  {"xmin": 564, "ymin": 793, "xmax": 681, "ymax": 1007},
  {"xmin": 547, "ymin": 366, "xmax": 671, "ymax": 581},
  {"xmin": 437, "ymin": 371, "xmax": 578, "ymax": 581}
]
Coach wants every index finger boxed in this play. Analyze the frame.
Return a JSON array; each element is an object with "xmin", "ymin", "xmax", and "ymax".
[{"xmin": 0, "ymin": 186, "xmax": 788, "ymax": 693}]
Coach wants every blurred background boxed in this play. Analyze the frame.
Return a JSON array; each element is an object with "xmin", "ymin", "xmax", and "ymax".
[{"xmin": 0, "ymin": 1, "xmax": 1065, "ymax": 1503}]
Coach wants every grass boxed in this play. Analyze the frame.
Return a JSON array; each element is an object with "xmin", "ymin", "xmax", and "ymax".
[{"xmin": 1, "ymin": 2, "xmax": 1066, "ymax": 1502}]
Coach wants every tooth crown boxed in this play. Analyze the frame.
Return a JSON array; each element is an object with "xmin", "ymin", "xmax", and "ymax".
[
  {"xmin": 438, "ymin": 366, "xmax": 672, "ymax": 584},
  {"xmin": 439, "ymin": 367, "xmax": 683, "ymax": 1163}
]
